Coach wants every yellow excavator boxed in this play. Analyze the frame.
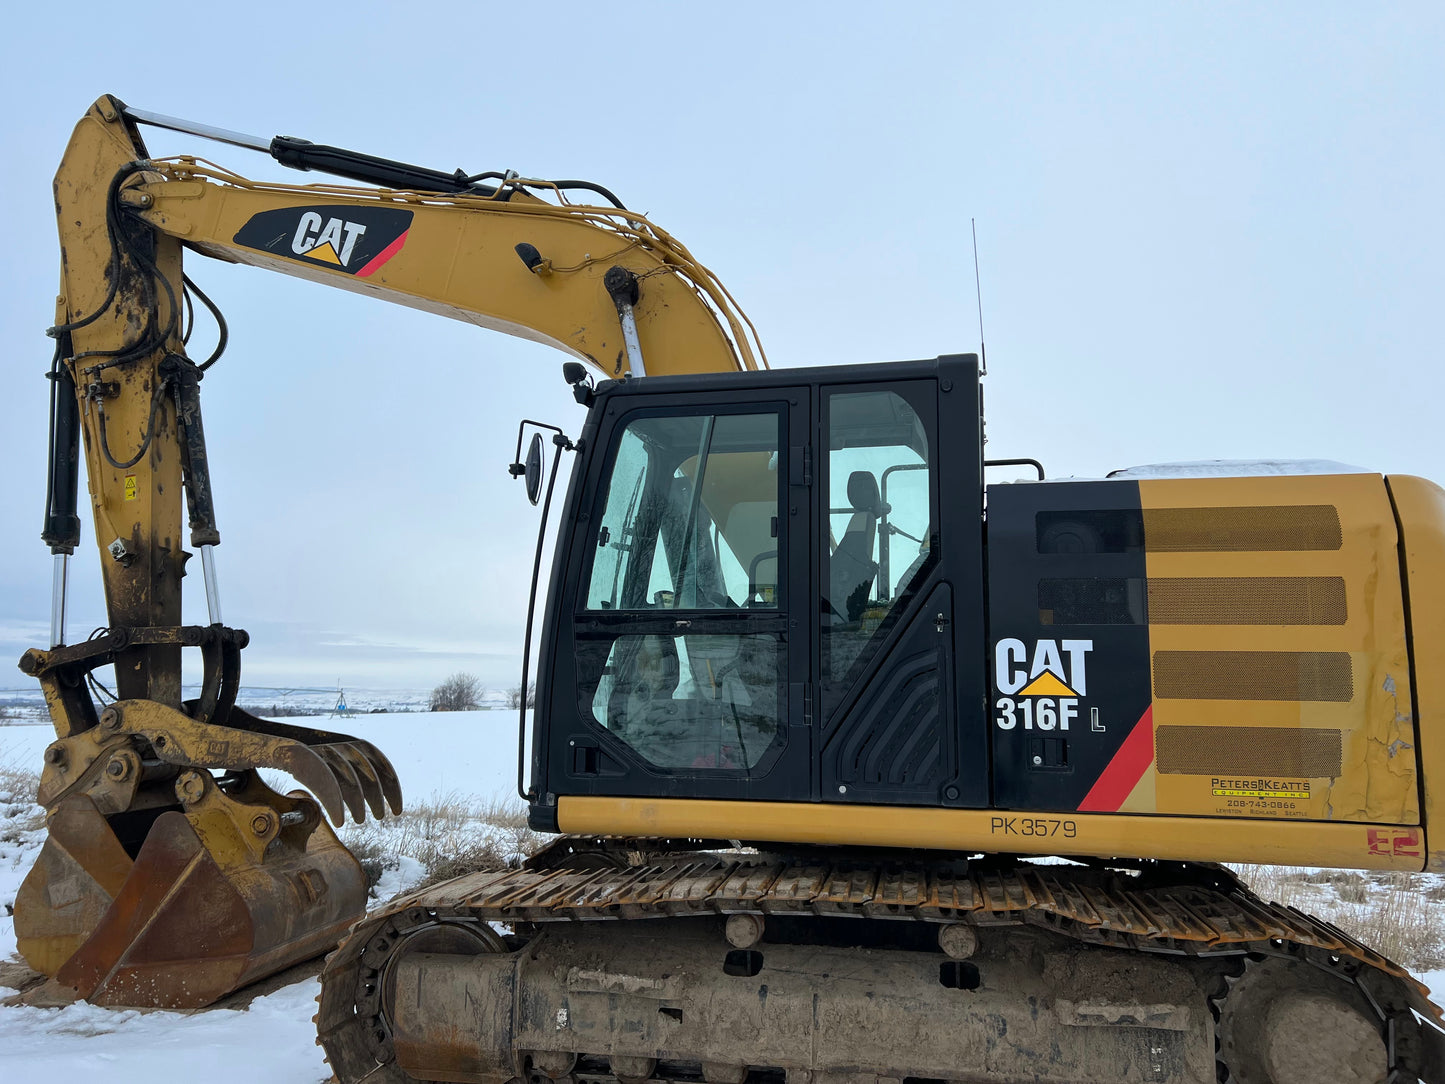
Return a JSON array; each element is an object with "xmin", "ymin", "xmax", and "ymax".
[{"xmin": 17, "ymin": 95, "xmax": 1445, "ymax": 1083}]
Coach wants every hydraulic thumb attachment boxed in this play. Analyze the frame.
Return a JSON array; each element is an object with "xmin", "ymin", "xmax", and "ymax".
[
  {"xmin": 16, "ymin": 94, "xmax": 411, "ymax": 1007},
  {"xmin": 20, "ymin": 87, "xmax": 759, "ymax": 1011},
  {"xmin": 15, "ymin": 631, "xmax": 402, "ymax": 1007}
]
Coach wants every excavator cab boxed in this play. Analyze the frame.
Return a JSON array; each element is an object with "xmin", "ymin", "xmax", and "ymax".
[
  {"xmin": 527, "ymin": 354, "xmax": 988, "ymax": 822},
  {"xmin": 529, "ymin": 350, "xmax": 1435, "ymax": 880}
]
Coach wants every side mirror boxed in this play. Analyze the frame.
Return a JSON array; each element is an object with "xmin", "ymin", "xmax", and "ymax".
[{"xmin": 524, "ymin": 432, "xmax": 545, "ymax": 506}]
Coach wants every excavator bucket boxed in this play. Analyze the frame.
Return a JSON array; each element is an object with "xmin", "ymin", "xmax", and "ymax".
[
  {"xmin": 11, "ymin": 794, "xmax": 132, "ymax": 978},
  {"xmin": 14, "ymin": 647, "xmax": 402, "ymax": 1008},
  {"xmin": 54, "ymin": 807, "xmax": 364, "ymax": 1008}
]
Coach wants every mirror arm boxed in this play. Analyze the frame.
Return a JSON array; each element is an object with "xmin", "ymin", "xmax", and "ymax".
[
  {"xmin": 516, "ymin": 425, "xmax": 575, "ymax": 803},
  {"xmin": 509, "ymin": 419, "xmax": 575, "ymax": 477}
]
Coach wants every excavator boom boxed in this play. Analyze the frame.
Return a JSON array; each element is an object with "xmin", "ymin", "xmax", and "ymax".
[{"xmin": 17, "ymin": 94, "xmax": 761, "ymax": 1008}]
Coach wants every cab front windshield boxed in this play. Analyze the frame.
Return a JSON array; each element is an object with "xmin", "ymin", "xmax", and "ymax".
[
  {"xmin": 579, "ymin": 409, "xmax": 783, "ymax": 775},
  {"xmin": 586, "ymin": 411, "xmax": 780, "ymax": 612}
]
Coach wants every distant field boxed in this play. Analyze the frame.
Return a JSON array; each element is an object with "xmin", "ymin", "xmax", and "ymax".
[{"xmin": 0, "ymin": 683, "xmax": 461, "ymax": 719}]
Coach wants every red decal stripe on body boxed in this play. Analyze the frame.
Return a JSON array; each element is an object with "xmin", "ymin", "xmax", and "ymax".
[
  {"xmin": 355, "ymin": 230, "xmax": 409, "ymax": 278},
  {"xmin": 1077, "ymin": 706, "xmax": 1154, "ymax": 812}
]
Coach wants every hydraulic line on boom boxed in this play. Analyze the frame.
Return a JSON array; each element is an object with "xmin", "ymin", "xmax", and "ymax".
[{"xmin": 17, "ymin": 94, "xmax": 761, "ymax": 1009}]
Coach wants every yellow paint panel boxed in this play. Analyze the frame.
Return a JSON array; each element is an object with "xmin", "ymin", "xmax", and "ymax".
[
  {"xmin": 557, "ymin": 796, "xmax": 1424, "ymax": 872},
  {"xmin": 1137, "ymin": 474, "xmax": 1417, "ymax": 827},
  {"xmin": 1386, "ymin": 475, "xmax": 1445, "ymax": 872}
]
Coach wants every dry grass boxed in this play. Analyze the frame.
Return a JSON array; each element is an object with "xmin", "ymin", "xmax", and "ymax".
[
  {"xmin": 0, "ymin": 765, "xmax": 43, "ymax": 838},
  {"xmin": 338, "ymin": 790, "xmax": 544, "ymax": 893},
  {"xmin": 1231, "ymin": 864, "xmax": 1445, "ymax": 972}
]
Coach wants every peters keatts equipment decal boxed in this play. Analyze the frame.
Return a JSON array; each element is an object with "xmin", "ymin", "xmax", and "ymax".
[
  {"xmin": 1212, "ymin": 776, "xmax": 1311, "ymax": 817},
  {"xmin": 233, "ymin": 205, "xmax": 413, "ymax": 277},
  {"xmin": 993, "ymin": 638, "xmax": 1097, "ymax": 732},
  {"xmin": 1211, "ymin": 778, "xmax": 1311, "ymax": 799}
]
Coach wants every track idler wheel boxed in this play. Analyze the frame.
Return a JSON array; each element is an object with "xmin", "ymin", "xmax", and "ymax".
[
  {"xmin": 1215, "ymin": 958, "xmax": 1388, "ymax": 1084},
  {"xmin": 318, "ymin": 912, "xmax": 512, "ymax": 1084}
]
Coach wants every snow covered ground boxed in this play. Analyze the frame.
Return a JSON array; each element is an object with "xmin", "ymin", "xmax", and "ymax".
[
  {"xmin": 0, "ymin": 710, "xmax": 524, "ymax": 1082},
  {"xmin": 0, "ymin": 979, "xmax": 331, "ymax": 1081},
  {"xmin": 1, "ymin": 710, "xmax": 1443, "ymax": 1079}
]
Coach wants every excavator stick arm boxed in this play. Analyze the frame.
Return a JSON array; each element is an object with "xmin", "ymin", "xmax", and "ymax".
[{"xmin": 18, "ymin": 92, "xmax": 769, "ymax": 1009}]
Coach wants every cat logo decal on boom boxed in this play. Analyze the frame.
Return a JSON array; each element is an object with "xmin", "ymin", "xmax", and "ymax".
[{"xmin": 233, "ymin": 205, "xmax": 414, "ymax": 278}]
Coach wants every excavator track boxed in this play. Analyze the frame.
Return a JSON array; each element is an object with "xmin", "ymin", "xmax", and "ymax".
[{"xmin": 317, "ymin": 842, "xmax": 1444, "ymax": 1084}]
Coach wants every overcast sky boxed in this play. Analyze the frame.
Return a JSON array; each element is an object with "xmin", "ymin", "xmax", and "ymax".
[{"xmin": 1, "ymin": 4, "xmax": 1442, "ymax": 695}]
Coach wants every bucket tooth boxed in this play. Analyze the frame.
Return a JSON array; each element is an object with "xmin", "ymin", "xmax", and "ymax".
[
  {"xmin": 352, "ymin": 739, "xmax": 403, "ymax": 813},
  {"xmin": 219, "ymin": 707, "xmax": 403, "ymax": 818},
  {"xmin": 268, "ymin": 743, "xmax": 348, "ymax": 825},
  {"xmin": 311, "ymin": 745, "xmax": 369, "ymax": 824}
]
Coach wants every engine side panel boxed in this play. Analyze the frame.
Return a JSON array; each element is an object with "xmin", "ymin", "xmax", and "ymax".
[
  {"xmin": 985, "ymin": 472, "xmax": 1420, "ymax": 842},
  {"xmin": 1139, "ymin": 473, "xmax": 1417, "ymax": 830}
]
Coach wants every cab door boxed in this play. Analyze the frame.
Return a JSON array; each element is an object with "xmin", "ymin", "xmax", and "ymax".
[
  {"xmin": 815, "ymin": 367, "xmax": 988, "ymax": 809},
  {"xmin": 547, "ymin": 387, "xmax": 813, "ymax": 803}
]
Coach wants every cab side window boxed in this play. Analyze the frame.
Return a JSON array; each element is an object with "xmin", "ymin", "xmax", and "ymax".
[{"xmin": 821, "ymin": 388, "xmax": 935, "ymax": 712}]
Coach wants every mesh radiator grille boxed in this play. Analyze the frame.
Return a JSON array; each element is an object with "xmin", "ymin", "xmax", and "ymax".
[
  {"xmin": 1156, "ymin": 725, "xmax": 1344, "ymax": 777},
  {"xmin": 1153, "ymin": 650, "xmax": 1353, "ymax": 702},
  {"xmin": 1147, "ymin": 577, "xmax": 1347, "ymax": 625},
  {"xmin": 1143, "ymin": 505, "xmax": 1342, "ymax": 552}
]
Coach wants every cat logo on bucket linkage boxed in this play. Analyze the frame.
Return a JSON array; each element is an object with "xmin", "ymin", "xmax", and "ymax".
[
  {"xmin": 993, "ymin": 638, "xmax": 1093, "ymax": 732},
  {"xmin": 233, "ymin": 205, "xmax": 414, "ymax": 277}
]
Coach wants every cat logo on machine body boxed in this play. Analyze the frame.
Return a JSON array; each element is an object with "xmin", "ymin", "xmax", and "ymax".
[
  {"xmin": 993, "ymin": 638, "xmax": 1096, "ymax": 733},
  {"xmin": 233, "ymin": 205, "xmax": 414, "ymax": 278}
]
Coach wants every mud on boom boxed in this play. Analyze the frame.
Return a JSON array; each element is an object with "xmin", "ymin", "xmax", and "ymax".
[{"xmin": 20, "ymin": 95, "xmax": 1445, "ymax": 1083}]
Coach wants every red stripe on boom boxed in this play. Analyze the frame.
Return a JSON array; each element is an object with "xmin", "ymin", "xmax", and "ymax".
[
  {"xmin": 1077, "ymin": 706, "xmax": 1154, "ymax": 812},
  {"xmin": 355, "ymin": 230, "xmax": 410, "ymax": 278}
]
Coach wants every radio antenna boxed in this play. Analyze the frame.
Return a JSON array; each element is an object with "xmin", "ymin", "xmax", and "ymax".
[{"xmin": 971, "ymin": 218, "xmax": 987, "ymax": 376}]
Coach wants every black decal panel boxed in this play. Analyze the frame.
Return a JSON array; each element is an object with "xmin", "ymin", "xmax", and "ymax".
[
  {"xmin": 987, "ymin": 481, "xmax": 1153, "ymax": 812},
  {"xmin": 233, "ymin": 205, "xmax": 413, "ymax": 277}
]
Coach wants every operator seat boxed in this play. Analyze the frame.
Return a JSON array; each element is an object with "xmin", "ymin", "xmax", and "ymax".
[{"xmin": 829, "ymin": 470, "xmax": 883, "ymax": 622}]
